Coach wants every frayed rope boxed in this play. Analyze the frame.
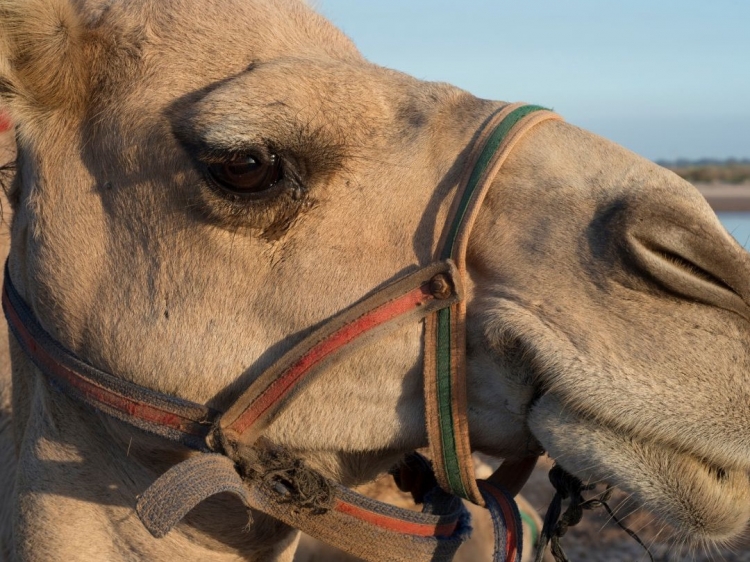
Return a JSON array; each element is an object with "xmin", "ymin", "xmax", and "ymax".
[{"xmin": 236, "ymin": 446, "xmax": 334, "ymax": 515}]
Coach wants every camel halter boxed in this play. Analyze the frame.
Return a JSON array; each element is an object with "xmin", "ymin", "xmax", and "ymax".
[{"xmin": 3, "ymin": 103, "xmax": 562, "ymax": 562}]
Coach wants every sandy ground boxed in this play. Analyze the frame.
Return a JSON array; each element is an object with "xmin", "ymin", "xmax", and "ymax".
[{"xmin": 2, "ymin": 130, "xmax": 749, "ymax": 560}]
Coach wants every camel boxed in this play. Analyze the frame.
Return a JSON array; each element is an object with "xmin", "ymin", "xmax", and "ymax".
[{"xmin": 1, "ymin": 0, "xmax": 750, "ymax": 560}]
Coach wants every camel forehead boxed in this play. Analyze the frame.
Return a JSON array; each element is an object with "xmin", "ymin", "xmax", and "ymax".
[
  {"xmin": 79, "ymin": 0, "xmax": 419, "ymax": 161},
  {"xmin": 171, "ymin": 58, "xmax": 434, "ymax": 172},
  {"xmin": 98, "ymin": 0, "xmax": 360, "ymax": 87}
]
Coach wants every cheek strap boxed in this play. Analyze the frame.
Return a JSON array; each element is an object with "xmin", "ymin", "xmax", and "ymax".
[{"xmin": 424, "ymin": 103, "xmax": 562, "ymax": 505}]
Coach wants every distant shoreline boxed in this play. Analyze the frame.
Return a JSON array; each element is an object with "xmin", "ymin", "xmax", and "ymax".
[
  {"xmin": 661, "ymin": 159, "xmax": 750, "ymax": 186},
  {"xmin": 696, "ymin": 184, "xmax": 750, "ymax": 212},
  {"xmin": 660, "ymin": 157, "xmax": 750, "ymax": 212}
]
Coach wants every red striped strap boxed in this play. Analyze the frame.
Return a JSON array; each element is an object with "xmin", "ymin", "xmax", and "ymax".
[
  {"xmin": 334, "ymin": 500, "xmax": 459, "ymax": 538},
  {"xmin": 136, "ymin": 452, "xmax": 525, "ymax": 562},
  {"xmin": 216, "ymin": 260, "xmax": 462, "ymax": 449},
  {"xmin": 5, "ymin": 261, "xmax": 474, "ymax": 561},
  {"xmin": 478, "ymin": 480, "xmax": 524, "ymax": 562},
  {"xmin": 2, "ymin": 259, "xmax": 461, "ymax": 454},
  {"xmin": 137, "ymin": 453, "xmax": 471, "ymax": 562},
  {"xmin": 2, "ymin": 266, "xmax": 217, "ymax": 450},
  {"xmin": 0, "ymin": 110, "xmax": 11, "ymax": 133}
]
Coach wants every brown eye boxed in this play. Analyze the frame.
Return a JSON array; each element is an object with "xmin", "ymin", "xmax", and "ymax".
[{"xmin": 207, "ymin": 153, "xmax": 283, "ymax": 196}]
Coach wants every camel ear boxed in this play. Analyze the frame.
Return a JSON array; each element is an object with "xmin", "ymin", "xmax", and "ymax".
[{"xmin": 0, "ymin": 0, "xmax": 92, "ymax": 117}]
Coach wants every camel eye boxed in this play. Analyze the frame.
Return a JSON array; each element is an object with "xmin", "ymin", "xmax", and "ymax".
[{"xmin": 207, "ymin": 153, "xmax": 283, "ymax": 196}]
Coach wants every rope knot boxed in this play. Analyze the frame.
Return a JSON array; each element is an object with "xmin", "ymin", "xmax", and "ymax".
[
  {"xmin": 534, "ymin": 464, "xmax": 654, "ymax": 562},
  {"xmin": 207, "ymin": 427, "xmax": 334, "ymax": 515},
  {"xmin": 236, "ymin": 446, "xmax": 334, "ymax": 514}
]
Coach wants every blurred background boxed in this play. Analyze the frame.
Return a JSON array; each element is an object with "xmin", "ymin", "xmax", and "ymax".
[{"xmin": 315, "ymin": 0, "xmax": 749, "ymax": 161}]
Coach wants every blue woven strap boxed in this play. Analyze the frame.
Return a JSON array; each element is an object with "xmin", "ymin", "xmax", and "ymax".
[{"xmin": 479, "ymin": 480, "xmax": 525, "ymax": 562}]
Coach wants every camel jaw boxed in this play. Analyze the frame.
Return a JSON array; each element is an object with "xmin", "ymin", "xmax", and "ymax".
[{"xmin": 528, "ymin": 394, "xmax": 750, "ymax": 543}]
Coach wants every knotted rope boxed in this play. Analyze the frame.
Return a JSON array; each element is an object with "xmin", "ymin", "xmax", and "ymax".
[
  {"xmin": 534, "ymin": 465, "xmax": 654, "ymax": 562},
  {"xmin": 235, "ymin": 446, "xmax": 334, "ymax": 515}
]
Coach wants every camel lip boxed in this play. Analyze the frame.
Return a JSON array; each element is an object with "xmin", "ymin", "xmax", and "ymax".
[
  {"xmin": 604, "ymin": 442, "xmax": 750, "ymax": 542},
  {"xmin": 528, "ymin": 396, "xmax": 750, "ymax": 542},
  {"xmin": 569, "ymin": 411, "xmax": 750, "ymax": 481}
]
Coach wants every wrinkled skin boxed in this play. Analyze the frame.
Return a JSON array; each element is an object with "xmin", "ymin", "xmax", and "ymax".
[{"xmin": 1, "ymin": 0, "xmax": 749, "ymax": 560}]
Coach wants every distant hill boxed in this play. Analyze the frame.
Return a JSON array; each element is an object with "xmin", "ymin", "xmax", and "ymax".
[{"xmin": 656, "ymin": 158, "xmax": 750, "ymax": 184}]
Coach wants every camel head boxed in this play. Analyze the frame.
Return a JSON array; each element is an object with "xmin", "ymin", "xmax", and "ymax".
[{"xmin": 1, "ymin": 0, "xmax": 749, "ymax": 555}]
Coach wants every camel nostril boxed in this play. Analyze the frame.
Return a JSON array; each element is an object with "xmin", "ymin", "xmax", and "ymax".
[
  {"xmin": 629, "ymin": 234, "xmax": 750, "ymax": 322},
  {"xmin": 641, "ymin": 241, "xmax": 738, "ymax": 297}
]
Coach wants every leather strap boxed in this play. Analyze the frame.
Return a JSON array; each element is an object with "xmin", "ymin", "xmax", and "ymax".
[
  {"xmin": 136, "ymin": 451, "xmax": 524, "ymax": 562},
  {"xmin": 138, "ymin": 453, "xmax": 471, "ymax": 562},
  {"xmin": 424, "ymin": 104, "xmax": 563, "ymax": 503},
  {"xmin": 2, "ymin": 260, "xmax": 459, "ymax": 452},
  {"xmin": 2, "ymin": 268, "xmax": 218, "ymax": 451},
  {"xmin": 3, "ymin": 262, "xmax": 479, "ymax": 560},
  {"xmin": 216, "ymin": 260, "xmax": 462, "ymax": 449}
]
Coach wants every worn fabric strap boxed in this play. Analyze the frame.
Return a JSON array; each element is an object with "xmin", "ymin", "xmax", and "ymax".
[
  {"xmin": 1, "ymin": 259, "xmax": 460, "ymax": 454},
  {"xmin": 218, "ymin": 260, "xmax": 462, "ymax": 448},
  {"xmin": 2, "ymin": 266, "xmax": 217, "ymax": 451},
  {"xmin": 425, "ymin": 104, "xmax": 564, "ymax": 503},
  {"xmin": 137, "ymin": 454, "xmax": 255, "ymax": 537},
  {"xmin": 478, "ymin": 480, "xmax": 524, "ymax": 562},
  {"xmin": 138, "ymin": 453, "xmax": 471, "ymax": 562}
]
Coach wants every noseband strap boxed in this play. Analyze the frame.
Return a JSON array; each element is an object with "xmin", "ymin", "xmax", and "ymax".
[
  {"xmin": 3, "ymin": 103, "xmax": 562, "ymax": 562},
  {"xmin": 215, "ymin": 260, "xmax": 463, "ymax": 447}
]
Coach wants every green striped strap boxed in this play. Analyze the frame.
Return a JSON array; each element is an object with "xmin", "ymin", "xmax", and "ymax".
[
  {"xmin": 426, "ymin": 103, "xmax": 561, "ymax": 504},
  {"xmin": 440, "ymin": 105, "xmax": 551, "ymax": 260}
]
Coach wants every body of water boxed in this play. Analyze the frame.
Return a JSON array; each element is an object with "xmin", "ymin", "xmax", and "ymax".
[{"xmin": 718, "ymin": 212, "xmax": 750, "ymax": 249}]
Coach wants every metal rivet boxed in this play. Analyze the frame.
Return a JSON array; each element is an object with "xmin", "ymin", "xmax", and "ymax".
[
  {"xmin": 273, "ymin": 481, "xmax": 292, "ymax": 499},
  {"xmin": 430, "ymin": 274, "xmax": 453, "ymax": 300}
]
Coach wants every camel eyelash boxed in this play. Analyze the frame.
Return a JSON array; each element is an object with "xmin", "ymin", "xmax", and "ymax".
[
  {"xmin": 189, "ymin": 159, "xmax": 310, "ymax": 237},
  {"xmin": 172, "ymin": 130, "xmax": 314, "ymax": 232}
]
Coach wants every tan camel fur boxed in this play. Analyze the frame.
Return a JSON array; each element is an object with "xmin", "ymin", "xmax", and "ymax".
[{"xmin": 1, "ymin": 0, "xmax": 750, "ymax": 560}]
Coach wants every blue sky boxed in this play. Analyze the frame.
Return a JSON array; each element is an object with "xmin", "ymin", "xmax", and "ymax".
[{"xmin": 314, "ymin": 1, "xmax": 750, "ymax": 161}]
